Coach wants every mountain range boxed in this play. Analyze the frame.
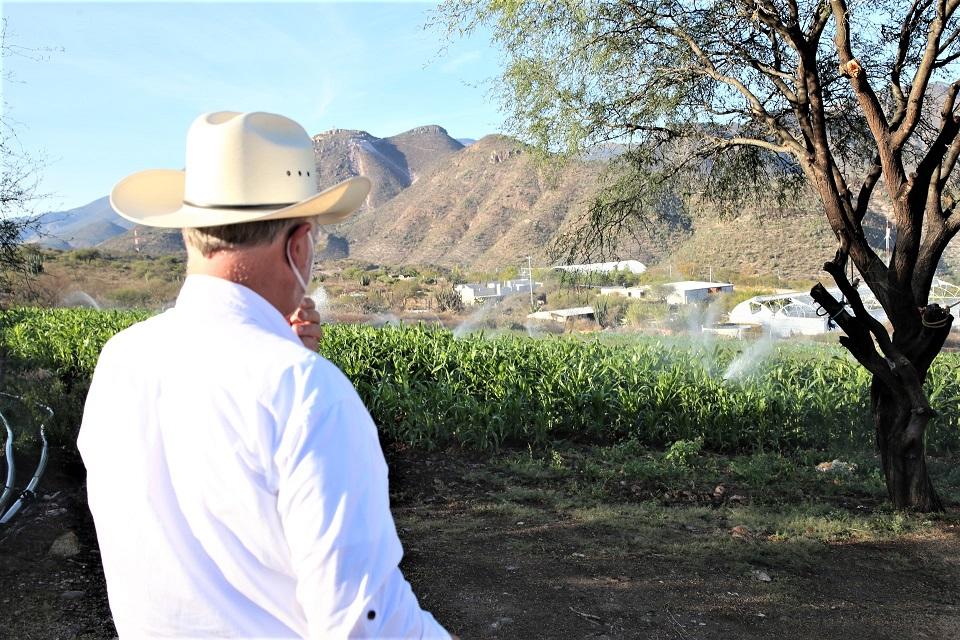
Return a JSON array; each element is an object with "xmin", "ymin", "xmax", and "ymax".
[
  {"xmin": 312, "ymin": 124, "xmax": 465, "ymax": 210},
  {"xmin": 28, "ymin": 124, "xmax": 631, "ymax": 267},
  {"xmin": 25, "ymin": 124, "xmax": 923, "ymax": 281},
  {"xmin": 22, "ymin": 197, "xmax": 135, "ymax": 250}
]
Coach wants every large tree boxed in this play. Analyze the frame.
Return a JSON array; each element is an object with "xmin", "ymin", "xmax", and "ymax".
[{"xmin": 440, "ymin": 0, "xmax": 960, "ymax": 511}]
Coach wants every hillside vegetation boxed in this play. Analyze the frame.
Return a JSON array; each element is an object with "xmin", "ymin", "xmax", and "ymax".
[
  {"xmin": 668, "ymin": 210, "xmax": 838, "ymax": 283},
  {"xmin": 341, "ymin": 135, "xmax": 689, "ymax": 269}
]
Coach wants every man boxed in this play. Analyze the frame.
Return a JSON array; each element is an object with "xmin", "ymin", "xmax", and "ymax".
[{"xmin": 79, "ymin": 112, "xmax": 453, "ymax": 638}]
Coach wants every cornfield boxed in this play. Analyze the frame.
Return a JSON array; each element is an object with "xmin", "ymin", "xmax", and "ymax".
[{"xmin": 3, "ymin": 308, "xmax": 959, "ymax": 453}]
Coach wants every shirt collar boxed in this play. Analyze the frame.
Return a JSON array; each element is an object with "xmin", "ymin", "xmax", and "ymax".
[{"xmin": 175, "ymin": 274, "xmax": 301, "ymax": 345}]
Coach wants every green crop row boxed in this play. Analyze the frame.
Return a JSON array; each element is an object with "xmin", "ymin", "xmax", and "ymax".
[
  {"xmin": 2, "ymin": 308, "xmax": 960, "ymax": 453},
  {"xmin": 1, "ymin": 307, "xmax": 151, "ymax": 377},
  {"xmin": 320, "ymin": 324, "xmax": 875, "ymax": 451}
]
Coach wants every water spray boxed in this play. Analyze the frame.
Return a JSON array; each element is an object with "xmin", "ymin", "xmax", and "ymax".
[
  {"xmin": 368, "ymin": 313, "xmax": 402, "ymax": 328},
  {"xmin": 722, "ymin": 332, "xmax": 776, "ymax": 382},
  {"xmin": 453, "ymin": 300, "xmax": 498, "ymax": 338},
  {"xmin": 691, "ymin": 299, "xmax": 725, "ymax": 374},
  {"xmin": 61, "ymin": 291, "xmax": 101, "ymax": 310}
]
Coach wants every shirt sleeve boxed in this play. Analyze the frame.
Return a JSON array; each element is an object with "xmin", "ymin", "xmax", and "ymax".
[
  {"xmin": 349, "ymin": 566, "xmax": 450, "ymax": 639},
  {"xmin": 274, "ymin": 368, "xmax": 451, "ymax": 639}
]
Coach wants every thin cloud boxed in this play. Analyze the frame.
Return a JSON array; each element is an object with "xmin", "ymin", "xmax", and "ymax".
[{"xmin": 439, "ymin": 50, "xmax": 481, "ymax": 73}]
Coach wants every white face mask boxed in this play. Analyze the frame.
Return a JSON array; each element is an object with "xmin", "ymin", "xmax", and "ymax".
[{"xmin": 286, "ymin": 226, "xmax": 316, "ymax": 299}]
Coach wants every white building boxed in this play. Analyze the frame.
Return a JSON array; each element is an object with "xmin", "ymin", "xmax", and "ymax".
[
  {"xmin": 712, "ymin": 277, "xmax": 959, "ymax": 339},
  {"xmin": 455, "ymin": 278, "xmax": 540, "ymax": 305},
  {"xmin": 930, "ymin": 277, "xmax": 960, "ymax": 324},
  {"xmin": 599, "ymin": 285, "xmax": 649, "ymax": 298},
  {"xmin": 527, "ymin": 306, "xmax": 596, "ymax": 323},
  {"xmin": 729, "ymin": 293, "xmax": 831, "ymax": 337},
  {"xmin": 728, "ymin": 286, "xmax": 889, "ymax": 337},
  {"xmin": 664, "ymin": 281, "xmax": 734, "ymax": 305},
  {"xmin": 554, "ymin": 260, "xmax": 647, "ymax": 275}
]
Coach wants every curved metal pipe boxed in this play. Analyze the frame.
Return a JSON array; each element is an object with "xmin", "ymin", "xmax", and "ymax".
[
  {"xmin": 0, "ymin": 408, "xmax": 15, "ymax": 515},
  {"xmin": 0, "ymin": 424, "xmax": 48, "ymax": 524},
  {"xmin": 0, "ymin": 393, "xmax": 54, "ymax": 525}
]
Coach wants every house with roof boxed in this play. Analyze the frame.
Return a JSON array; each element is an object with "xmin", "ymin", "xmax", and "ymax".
[{"xmin": 663, "ymin": 281, "xmax": 734, "ymax": 305}]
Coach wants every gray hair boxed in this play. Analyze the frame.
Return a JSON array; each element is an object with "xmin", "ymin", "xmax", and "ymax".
[{"xmin": 182, "ymin": 216, "xmax": 312, "ymax": 258}]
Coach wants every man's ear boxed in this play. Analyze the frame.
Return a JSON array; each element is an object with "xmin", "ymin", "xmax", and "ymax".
[
  {"xmin": 288, "ymin": 221, "xmax": 313, "ymax": 242},
  {"xmin": 285, "ymin": 222, "xmax": 314, "ymax": 259}
]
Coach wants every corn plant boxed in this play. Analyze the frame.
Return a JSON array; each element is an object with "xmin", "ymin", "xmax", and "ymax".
[{"xmin": 3, "ymin": 308, "xmax": 959, "ymax": 453}]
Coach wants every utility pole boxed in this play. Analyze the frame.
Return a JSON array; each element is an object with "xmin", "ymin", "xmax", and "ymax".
[
  {"xmin": 885, "ymin": 220, "xmax": 892, "ymax": 265},
  {"xmin": 527, "ymin": 256, "xmax": 534, "ymax": 308}
]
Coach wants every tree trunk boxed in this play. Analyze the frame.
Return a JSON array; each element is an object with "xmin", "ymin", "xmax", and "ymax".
[{"xmin": 871, "ymin": 377, "xmax": 944, "ymax": 512}]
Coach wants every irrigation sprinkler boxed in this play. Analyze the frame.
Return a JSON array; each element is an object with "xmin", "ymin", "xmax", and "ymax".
[{"xmin": 0, "ymin": 393, "xmax": 54, "ymax": 525}]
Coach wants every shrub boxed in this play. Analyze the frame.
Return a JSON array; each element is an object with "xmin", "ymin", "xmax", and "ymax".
[
  {"xmin": 664, "ymin": 437, "xmax": 704, "ymax": 468},
  {"xmin": 434, "ymin": 287, "xmax": 464, "ymax": 313},
  {"xmin": 110, "ymin": 287, "xmax": 154, "ymax": 308}
]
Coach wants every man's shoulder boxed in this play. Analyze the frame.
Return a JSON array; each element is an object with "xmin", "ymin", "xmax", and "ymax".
[
  {"xmin": 98, "ymin": 310, "xmax": 174, "ymax": 361},
  {"xmin": 290, "ymin": 351, "xmax": 358, "ymax": 402}
]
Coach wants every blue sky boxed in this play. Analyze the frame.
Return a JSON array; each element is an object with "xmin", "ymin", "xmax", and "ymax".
[{"xmin": 2, "ymin": 1, "xmax": 504, "ymax": 212}]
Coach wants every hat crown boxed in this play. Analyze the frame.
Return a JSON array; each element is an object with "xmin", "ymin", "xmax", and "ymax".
[
  {"xmin": 109, "ymin": 110, "xmax": 370, "ymax": 229},
  {"xmin": 183, "ymin": 111, "xmax": 318, "ymax": 207}
]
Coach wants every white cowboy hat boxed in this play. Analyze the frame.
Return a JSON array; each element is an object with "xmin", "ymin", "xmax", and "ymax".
[{"xmin": 110, "ymin": 111, "xmax": 371, "ymax": 228}]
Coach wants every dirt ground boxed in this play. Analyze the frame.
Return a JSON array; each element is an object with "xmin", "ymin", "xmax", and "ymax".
[{"xmin": 1, "ymin": 448, "xmax": 958, "ymax": 639}]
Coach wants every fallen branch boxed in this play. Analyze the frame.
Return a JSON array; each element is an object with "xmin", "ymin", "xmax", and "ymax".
[
  {"xmin": 568, "ymin": 606, "xmax": 603, "ymax": 626},
  {"xmin": 666, "ymin": 608, "xmax": 690, "ymax": 640}
]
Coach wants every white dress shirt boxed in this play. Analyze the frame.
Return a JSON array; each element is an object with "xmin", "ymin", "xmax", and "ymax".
[{"xmin": 79, "ymin": 275, "xmax": 450, "ymax": 639}]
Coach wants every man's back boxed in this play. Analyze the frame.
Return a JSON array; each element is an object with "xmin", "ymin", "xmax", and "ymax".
[{"xmin": 80, "ymin": 275, "xmax": 448, "ymax": 638}]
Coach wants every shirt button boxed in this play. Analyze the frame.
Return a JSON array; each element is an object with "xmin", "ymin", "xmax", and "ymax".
[{"xmin": 367, "ymin": 610, "xmax": 376, "ymax": 621}]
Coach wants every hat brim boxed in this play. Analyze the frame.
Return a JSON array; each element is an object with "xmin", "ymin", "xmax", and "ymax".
[{"xmin": 110, "ymin": 169, "xmax": 371, "ymax": 228}]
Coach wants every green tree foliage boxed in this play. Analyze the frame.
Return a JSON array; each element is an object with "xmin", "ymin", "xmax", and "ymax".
[
  {"xmin": 68, "ymin": 248, "xmax": 104, "ymax": 264},
  {"xmin": 439, "ymin": 0, "xmax": 960, "ymax": 510}
]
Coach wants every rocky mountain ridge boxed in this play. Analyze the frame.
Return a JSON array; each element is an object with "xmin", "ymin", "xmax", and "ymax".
[
  {"xmin": 335, "ymin": 134, "xmax": 674, "ymax": 269},
  {"xmin": 312, "ymin": 124, "xmax": 463, "ymax": 211}
]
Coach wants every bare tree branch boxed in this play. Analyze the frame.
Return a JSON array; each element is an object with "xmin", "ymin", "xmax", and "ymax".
[
  {"xmin": 891, "ymin": 0, "xmax": 932, "ymax": 118},
  {"xmin": 891, "ymin": 0, "xmax": 960, "ymax": 150},
  {"xmin": 855, "ymin": 157, "xmax": 883, "ymax": 221},
  {"xmin": 832, "ymin": 1, "xmax": 903, "ymax": 190}
]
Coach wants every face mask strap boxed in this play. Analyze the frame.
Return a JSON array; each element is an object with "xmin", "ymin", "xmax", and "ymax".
[{"xmin": 286, "ymin": 225, "xmax": 315, "ymax": 297}]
